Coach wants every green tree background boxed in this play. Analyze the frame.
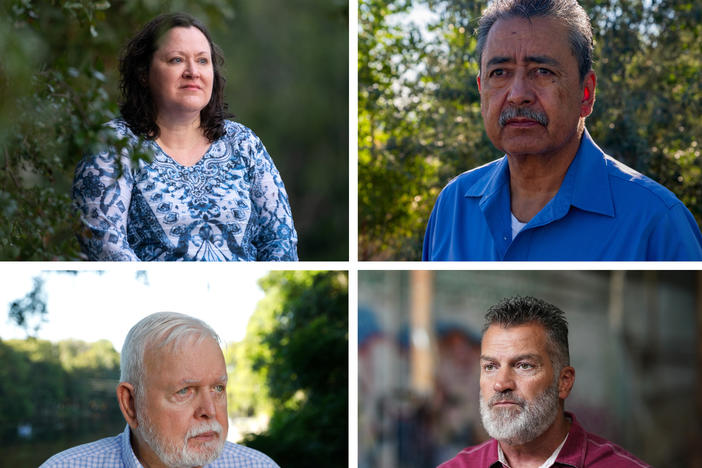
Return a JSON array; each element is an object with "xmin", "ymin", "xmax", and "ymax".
[
  {"xmin": 0, "ymin": 0, "xmax": 348, "ymax": 261},
  {"xmin": 226, "ymin": 271, "xmax": 349, "ymax": 468},
  {"xmin": 359, "ymin": 0, "xmax": 702, "ymax": 260}
]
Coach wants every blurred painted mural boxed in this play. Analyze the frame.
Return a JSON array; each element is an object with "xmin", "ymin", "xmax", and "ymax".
[{"xmin": 358, "ymin": 270, "xmax": 702, "ymax": 468}]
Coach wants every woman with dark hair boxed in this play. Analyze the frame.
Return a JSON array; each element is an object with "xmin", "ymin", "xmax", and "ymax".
[{"xmin": 73, "ymin": 13, "xmax": 297, "ymax": 261}]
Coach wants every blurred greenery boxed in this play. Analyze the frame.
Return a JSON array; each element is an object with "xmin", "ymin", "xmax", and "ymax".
[
  {"xmin": 359, "ymin": 0, "xmax": 702, "ymax": 260},
  {"xmin": 0, "ymin": 0, "xmax": 348, "ymax": 261},
  {"xmin": 226, "ymin": 271, "xmax": 348, "ymax": 468},
  {"xmin": 0, "ymin": 337, "xmax": 123, "ymax": 443}
]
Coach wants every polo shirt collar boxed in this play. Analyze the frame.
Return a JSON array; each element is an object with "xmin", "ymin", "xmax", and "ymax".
[
  {"xmin": 120, "ymin": 424, "xmax": 145, "ymax": 468},
  {"xmin": 464, "ymin": 128, "xmax": 615, "ymax": 226},
  {"xmin": 555, "ymin": 412, "xmax": 588, "ymax": 468}
]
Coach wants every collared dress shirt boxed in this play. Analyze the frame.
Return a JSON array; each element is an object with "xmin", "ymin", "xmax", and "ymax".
[
  {"xmin": 39, "ymin": 425, "xmax": 280, "ymax": 468},
  {"xmin": 423, "ymin": 130, "xmax": 702, "ymax": 261},
  {"xmin": 438, "ymin": 412, "xmax": 651, "ymax": 468},
  {"xmin": 73, "ymin": 119, "xmax": 298, "ymax": 261}
]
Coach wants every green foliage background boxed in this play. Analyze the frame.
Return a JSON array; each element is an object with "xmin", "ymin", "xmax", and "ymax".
[
  {"xmin": 225, "ymin": 271, "xmax": 348, "ymax": 468},
  {"xmin": 0, "ymin": 0, "xmax": 348, "ymax": 261},
  {"xmin": 359, "ymin": 0, "xmax": 702, "ymax": 260}
]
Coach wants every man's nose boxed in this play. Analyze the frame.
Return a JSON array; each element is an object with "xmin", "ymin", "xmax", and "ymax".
[
  {"xmin": 493, "ymin": 367, "xmax": 516, "ymax": 393},
  {"xmin": 506, "ymin": 71, "xmax": 534, "ymax": 106},
  {"xmin": 196, "ymin": 390, "xmax": 217, "ymax": 418}
]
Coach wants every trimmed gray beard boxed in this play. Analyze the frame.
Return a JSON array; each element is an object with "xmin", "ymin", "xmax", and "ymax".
[
  {"xmin": 136, "ymin": 408, "xmax": 225, "ymax": 468},
  {"xmin": 479, "ymin": 378, "xmax": 560, "ymax": 446}
]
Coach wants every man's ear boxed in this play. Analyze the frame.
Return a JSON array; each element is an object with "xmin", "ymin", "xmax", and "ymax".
[
  {"xmin": 580, "ymin": 70, "xmax": 596, "ymax": 118},
  {"xmin": 117, "ymin": 382, "xmax": 139, "ymax": 429},
  {"xmin": 558, "ymin": 366, "xmax": 575, "ymax": 400},
  {"xmin": 477, "ymin": 73, "xmax": 482, "ymax": 92}
]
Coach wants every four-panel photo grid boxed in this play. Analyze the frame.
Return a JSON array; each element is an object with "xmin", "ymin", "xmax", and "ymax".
[{"xmin": 2, "ymin": 1, "xmax": 701, "ymax": 467}]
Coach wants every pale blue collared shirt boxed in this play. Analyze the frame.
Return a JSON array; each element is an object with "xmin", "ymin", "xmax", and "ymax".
[
  {"xmin": 423, "ymin": 129, "xmax": 702, "ymax": 261},
  {"xmin": 39, "ymin": 425, "xmax": 280, "ymax": 468}
]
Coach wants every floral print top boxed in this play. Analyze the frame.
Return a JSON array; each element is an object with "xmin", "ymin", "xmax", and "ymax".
[{"xmin": 73, "ymin": 119, "xmax": 298, "ymax": 261}]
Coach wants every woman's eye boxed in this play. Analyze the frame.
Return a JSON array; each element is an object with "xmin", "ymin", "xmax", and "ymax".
[
  {"xmin": 198, "ymin": 58, "xmax": 209, "ymax": 64},
  {"xmin": 170, "ymin": 57, "xmax": 183, "ymax": 63}
]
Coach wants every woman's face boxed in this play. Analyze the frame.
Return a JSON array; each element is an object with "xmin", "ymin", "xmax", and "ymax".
[{"xmin": 148, "ymin": 26, "xmax": 214, "ymax": 122}]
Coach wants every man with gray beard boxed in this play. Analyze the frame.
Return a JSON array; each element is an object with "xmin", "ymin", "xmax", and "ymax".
[
  {"xmin": 41, "ymin": 312, "xmax": 279, "ymax": 468},
  {"xmin": 422, "ymin": 0, "xmax": 702, "ymax": 261},
  {"xmin": 438, "ymin": 296, "xmax": 651, "ymax": 468}
]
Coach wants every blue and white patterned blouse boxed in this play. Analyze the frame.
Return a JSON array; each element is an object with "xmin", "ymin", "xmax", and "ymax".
[{"xmin": 73, "ymin": 119, "xmax": 298, "ymax": 261}]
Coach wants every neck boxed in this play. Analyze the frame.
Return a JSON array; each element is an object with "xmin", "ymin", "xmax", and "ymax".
[
  {"xmin": 155, "ymin": 113, "xmax": 204, "ymax": 146},
  {"xmin": 499, "ymin": 412, "xmax": 571, "ymax": 468},
  {"xmin": 507, "ymin": 125, "xmax": 584, "ymax": 223}
]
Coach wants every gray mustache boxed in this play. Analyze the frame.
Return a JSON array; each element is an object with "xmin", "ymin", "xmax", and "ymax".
[{"xmin": 499, "ymin": 107, "xmax": 549, "ymax": 127}]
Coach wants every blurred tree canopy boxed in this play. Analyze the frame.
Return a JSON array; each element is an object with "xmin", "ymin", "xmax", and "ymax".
[
  {"xmin": 0, "ymin": 337, "xmax": 122, "ymax": 443},
  {"xmin": 226, "ymin": 270, "xmax": 348, "ymax": 468},
  {"xmin": 0, "ymin": 0, "xmax": 348, "ymax": 261},
  {"xmin": 359, "ymin": 0, "xmax": 702, "ymax": 260}
]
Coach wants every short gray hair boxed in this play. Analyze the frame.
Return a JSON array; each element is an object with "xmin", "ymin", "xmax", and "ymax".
[
  {"xmin": 483, "ymin": 296, "xmax": 570, "ymax": 371},
  {"xmin": 120, "ymin": 312, "xmax": 220, "ymax": 396},
  {"xmin": 476, "ymin": 0, "xmax": 594, "ymax": 82}
]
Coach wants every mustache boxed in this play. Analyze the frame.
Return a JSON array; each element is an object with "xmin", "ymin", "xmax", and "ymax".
[
  {"xmin": 186, "ymin": 420, "xmax": 223, "ymax": 439},
  {"xmin": 488, "ymin": 391, "xmax": 526, "ymax": 408},
  {"xmin": 499, "ymin": 107, "xmax": 549, "ymax": 127}
]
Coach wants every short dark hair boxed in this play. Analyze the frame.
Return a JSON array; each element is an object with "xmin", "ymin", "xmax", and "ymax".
[
  {"xmin": 476, "ymin": 0, "xmax": 594, "ymax": 83},
  {"xmin": 118, "ymin": 12, "xmax": 232, "ymax": 142},
  {"xmin": 483, "ymin": 295, "xmax": 570, "ymax": 369}
]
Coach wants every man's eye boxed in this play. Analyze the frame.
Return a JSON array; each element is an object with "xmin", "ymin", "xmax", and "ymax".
[
  {"xmin": 536, "ymin": 68, "xmax": 553, "ymax": 75},
  {"xmin": 516, "ymin": 362, "xmax": 534, "ymax": 370},
  {"xmin": 214, "ymin": 384, "xmax": 226, "ymax": 393},
  {"xmin": 176, "ymin": 387, "xmax": 190, "ymax": 396},
  {"xmin": 489, "ymin": 69, "xmax": 505, "ymax": 77},
  {"xmin": 483, "ymin": 363, "xmax": 496, "ymax": 371}
]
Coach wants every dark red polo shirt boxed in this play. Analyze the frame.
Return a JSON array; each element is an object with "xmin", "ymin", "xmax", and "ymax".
[{"xmin": 438, "ymin": 412, "xmax": 651, "ymax": 468}]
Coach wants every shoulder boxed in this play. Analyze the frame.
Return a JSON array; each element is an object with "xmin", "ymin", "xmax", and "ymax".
[
  {"xmin": 437, "ymin": 439, "xmax": 496, "ymax": 467},
  {"xmin": 220, "ymin": 120, "xmax": 264, "ymax": 146},
  {"xmin": 584, "ymin": 431, "xmax": 652, "ymax": 467},
  {"xmin": 215, "ymin": 441, "xmax": 280, "ymax": 467},
  {"xmin": 603, "ymin": 154, "xmax": 684, "ymax": 211},
  {"xmin": 40, "ymin": 434, "xmax": 123, "ymax": 467},
  {"xmin": 435, "ymin": 158, "xmax": 504, "ymax": 203}
]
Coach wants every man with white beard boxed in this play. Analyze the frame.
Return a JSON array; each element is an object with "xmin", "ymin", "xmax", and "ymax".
[
  {"xmin": 438, "ymin": 296, "xmax": 651, "ymax": 468},
  {"xmin": 41, "ymin": 312, "xmax": 279, "ymax": 468}
]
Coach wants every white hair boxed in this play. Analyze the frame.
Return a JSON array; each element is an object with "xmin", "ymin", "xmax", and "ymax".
[{"xmin": 120, "ymin": 312, "xmax": 220, "ymax": 397}]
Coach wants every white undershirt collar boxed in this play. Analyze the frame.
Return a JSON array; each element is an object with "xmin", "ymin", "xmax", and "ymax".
[
  {"xmin": 511, "ymin": 212, "xmax": 527, "ymax": 239},
  {"xmin": 497, "ymin": 434, "xmax": 569, "ymax": 468}
]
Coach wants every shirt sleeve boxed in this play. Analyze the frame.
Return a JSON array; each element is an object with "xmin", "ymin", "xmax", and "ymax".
[
  {"xmin": 647, "ymin": 202, "xmax": 702, "ymax": 260},
  {"xmin": 422, "ymin": 203, "xmax": 438, "ymax": 261},
  {"xmin": 247, "ymin": 136, "xmax": 298, "ymax": 261},
  {"xmin": 72, "ymin": 149, "xmax": 141, "ymax": 261}
]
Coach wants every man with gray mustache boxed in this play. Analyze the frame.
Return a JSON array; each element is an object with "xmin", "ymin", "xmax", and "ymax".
[
  {"xmin": 423, "ymin": 0, "xmax": 702, "ymax": 260},
  {"xmin": 41, "ymin": 312, "xmax": 279, "ymax": 468},
  {"xmin": 438, "ymin": 296, "xmax": 651, "ymax": 467}
]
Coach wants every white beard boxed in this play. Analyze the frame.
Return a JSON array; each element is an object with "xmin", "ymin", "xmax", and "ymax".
[
  {"xmin": 479, "ymin": 379, "xmax": 560, "ymax": 446},
  {"xmin": 136, "ymin": 412, "xmax": 225, "ymax": 468}
]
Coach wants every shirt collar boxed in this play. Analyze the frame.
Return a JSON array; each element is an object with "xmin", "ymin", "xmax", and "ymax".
[
  {"xmin": 120, "ymin": 425, "xmax": 145, "ymax": 468},
  {"xmin": 496, "ymin": 433, "xmax": 569, "ymax": 468},
  {"xmin": 463, "ymin": 129, "xmax": 615, "ymax": 221},
  {"xmin": 554, "ymin": 412, "xmax": 588, "ymax": 468}
]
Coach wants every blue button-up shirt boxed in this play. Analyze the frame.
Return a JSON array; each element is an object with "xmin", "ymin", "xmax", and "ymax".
[
  {"xmin": 423, "ymin": 130, "xmax": 702, "ymax": 261},
  {"xmin": 40, "ymin": 425, "xmax": 280, "ymax": 468}
]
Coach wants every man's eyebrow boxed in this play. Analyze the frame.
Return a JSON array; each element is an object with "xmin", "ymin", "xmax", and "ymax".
[
  {"xmin": 485, "ymin": 55, "xmax": 561, "ymax": 67},
  {"xmin": 177, "ymin": 374, "xmax": 228, "ymax": 386},
  {"xmin": 479, "ymin": 353, "xmax": 543, "ymax": 362}
]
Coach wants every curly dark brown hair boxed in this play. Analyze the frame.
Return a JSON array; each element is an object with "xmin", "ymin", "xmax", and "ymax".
[{"xmin": 119, "ymin": 12, "xmax": 232, "ymax": 142}]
